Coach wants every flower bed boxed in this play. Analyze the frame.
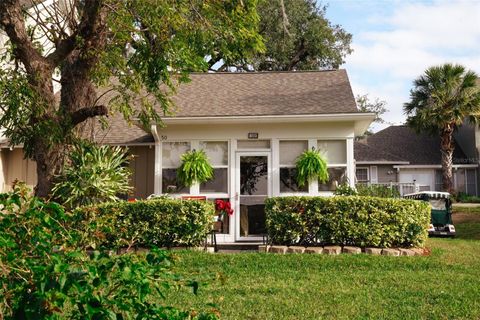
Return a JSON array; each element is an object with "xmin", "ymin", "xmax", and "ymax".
[{"xmin": 265, "ymin": 196, "xmax": 430, "ymax": 248}]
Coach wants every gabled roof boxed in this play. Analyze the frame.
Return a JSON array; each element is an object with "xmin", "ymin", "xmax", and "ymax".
[
  {"xmin": 91, "ymin": 70, "xmax": 363, "ymax": 144},
  {"xmin": 168, "ymin": 70, "xmax": 359, "ymax": 117},
  {"xmin": 356, "ymin": 125, "xmax": 473, "ymax": 165}
]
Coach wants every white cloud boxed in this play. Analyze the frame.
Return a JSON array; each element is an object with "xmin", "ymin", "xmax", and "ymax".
[{"xmin": 344, "ymin": 0, "xmax": 480, "ymax": 128}]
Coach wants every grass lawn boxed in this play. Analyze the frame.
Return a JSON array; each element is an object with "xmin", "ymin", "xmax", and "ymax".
[{"xmin": 163, "ymin": 208, "xmax": 480, "ymax": 319}]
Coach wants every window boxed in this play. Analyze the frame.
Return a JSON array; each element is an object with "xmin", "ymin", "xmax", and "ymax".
[
  {"xmin": 317, "ymin": 140, "xmax": 347, "ymax": 164},
  {"xmin": 237, "ymin": 140, "xmax": 270, "ymax": 149},
  {"xmin": 319, "ymin": 167, "xmax": 348, "ymax": 191},
  {"xmin": 199, "ymin": 141, "xmax": 228, "ymax": 193},
  {"xmin": 435, "ymin": 170, "xmax": 443, "ymax": 191},
  {"xmin": 456, "ymin": 169, "xmax": 466, "ymax": 193},
  {"xmin": 162, "ymin": 142, "xmax": 189, "ymax": 193},
  {"xmin": 466, "ymin": 169, "xmax": 477, "ymax": 196},
  {"xmin": 356, "ymin": 168, "xmax": 369, "ymax": 183},
  {"xmin": 279, "ymin": 140, "xmax": 308, "ymax": 192}
]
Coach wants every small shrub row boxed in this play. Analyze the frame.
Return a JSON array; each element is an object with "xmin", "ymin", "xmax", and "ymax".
[
  {"xmin": 265, "ymin": 196, "xmax": 430, "ymax": 248},
  {"xmin": 75, "ymin": 198, "xmax": 215, "ymax": 249},
  {"xmin": 335, "ymin": 183, "xmax": 400, "ymax": 198},
  {"xmin": 455, "ymin": 192, "xmax": 480, "ymax": 203}
]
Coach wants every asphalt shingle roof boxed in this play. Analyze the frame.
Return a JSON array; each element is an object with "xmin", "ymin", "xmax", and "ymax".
[
  {"xmin": 356, "ymin": 125, "xmax": 472, "ymax": 165},
  {"xmin": 169, "ymin": 70, "xmax": 358, "ymax": 117},
  {"xmin": 93, "ymin": 70, "xmax": 359, "ymax": 144}
]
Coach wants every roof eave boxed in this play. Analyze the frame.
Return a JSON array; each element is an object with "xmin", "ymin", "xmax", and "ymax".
[{"xmin": 161, "ymin": 112, "xmax": 375, "ymax": 128}]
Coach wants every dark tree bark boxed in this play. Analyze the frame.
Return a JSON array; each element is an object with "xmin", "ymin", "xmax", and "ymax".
[
  {"xmin": 440, "ymin": 124, "xmax": 455, "ymax": 194},
  {"xmin": 0, "ymin": 0, "xmax": 109, "ymax": 197}
]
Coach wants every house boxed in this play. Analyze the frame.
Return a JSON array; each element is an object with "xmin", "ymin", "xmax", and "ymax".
[
  {"xmin": 0, "ymin": 70, "xmax": 374, "ymax": 242},
  {"xmin": 355, "ymin": 125, "xmax": 478, "ymax": 196}
]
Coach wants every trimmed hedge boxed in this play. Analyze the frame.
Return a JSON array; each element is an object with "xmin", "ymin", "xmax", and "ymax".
[
  {"xmin": 74, "ymin": 198, "xmax": 215, "ymax": 249},
  {"xmin": 265, "ymin": 196, "xmax": 430, "ymax": 248}
]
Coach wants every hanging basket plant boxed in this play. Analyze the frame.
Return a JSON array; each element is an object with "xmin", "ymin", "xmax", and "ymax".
[
  {"xmin": 295, "ymin": 148, "xmax": 329, "ymax": 187},
  {"xmin": 177, "ymin": 149, "xmax": 214, "ymax": 186}
]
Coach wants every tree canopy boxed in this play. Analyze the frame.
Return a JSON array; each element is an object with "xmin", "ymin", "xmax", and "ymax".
[
  {"xmin": 218, "ymin": 0, "xmax": 352, "ymax": 71},
  {"xmin": 404, "ymin": 63, "xmax": 480, "ymax": 192},
  {"xmin": 356, "ymin": 94, "xmax": 388, "ymax": 136},
  {"xmin": 0, "ymin": 0, "xmax": 263, "ymax": 196}
]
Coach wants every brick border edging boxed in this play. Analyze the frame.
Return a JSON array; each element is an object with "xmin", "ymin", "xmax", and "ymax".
[{"xmin": 259, "ymin": 245, "xmax": 426, "ymax": 256}]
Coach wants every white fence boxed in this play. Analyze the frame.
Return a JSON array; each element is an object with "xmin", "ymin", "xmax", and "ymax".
[{"xmin": 358, "ymin": 182, "xmax": 430, "ymax": 196}]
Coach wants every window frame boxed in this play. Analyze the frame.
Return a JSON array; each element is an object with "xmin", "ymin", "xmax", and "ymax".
[
  {"xmin": 199, "ymin": 140, "xmax": 229, "ymax": 194},
  {"xmin": 278, "ymin": 140, "xmax": 309, "ymax": 194},
  {"xmin": 355, "ymin": 167, "xmax": 370, "ymax": 183},
  {"xmin": 161, "ymin": 141, "xmax": 191, "ymax": 195}
]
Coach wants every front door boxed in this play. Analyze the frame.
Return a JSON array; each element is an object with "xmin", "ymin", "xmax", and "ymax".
[{"xmin": 235, "ymin": 152, "xmax": 271, "ymax": 241}]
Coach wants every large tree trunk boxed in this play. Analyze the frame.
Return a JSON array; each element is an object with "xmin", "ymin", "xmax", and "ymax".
[
  {"xmin": 440, "ymin": 125, "xmax": 455, "ymax": 193},
  {"xmin": 33, "ymin": 139, "xmax": 66, "ymax": 198}
]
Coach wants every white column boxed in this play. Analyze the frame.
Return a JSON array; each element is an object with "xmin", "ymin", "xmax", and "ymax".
[
  {"xmin": 190, "ymin": 140, "xmax": 200, "ymax": 195},
  {"xmin": 271, "ymin": 138, "xmax": 280, "ymax": 196},
  {"xmin": 151, "ymin": 124, "xmax": 162, "ymax": 195},
  {"xmin": 308, "ymin": 139, "xmax": 318, "ymax": 195},
  {"xmin": 346, "ymin": 138, "xmax": 355, "ymax": 188}
]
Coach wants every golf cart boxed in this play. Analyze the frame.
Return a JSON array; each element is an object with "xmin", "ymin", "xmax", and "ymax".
[{"xmin": 403, "ymin": 191, "xmax": 456, "ymax": 237}]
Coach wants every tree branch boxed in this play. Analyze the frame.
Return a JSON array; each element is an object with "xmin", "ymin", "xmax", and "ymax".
[
  {"xmin": 0, "ymin": 0, "xmax": 47, "ymax": 74},
  {"xmin": 70, "ymin": 105, "xmax": 108, "ymax": 126},
  {"xmin": 47, "ymin": 0, "xmax": 104, "ymax": 66}
]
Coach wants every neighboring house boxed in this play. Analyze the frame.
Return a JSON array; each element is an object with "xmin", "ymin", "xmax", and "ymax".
[
  {"xmin": 355, "ymin": 125, "xmax": 478, "ymax": 196},
  {"xmin": 0, "ymin": 70, "xmax": 374, "ymax": 242}
]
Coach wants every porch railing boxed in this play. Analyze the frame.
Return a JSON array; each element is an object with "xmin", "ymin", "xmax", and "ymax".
[{"xmin": 357, "ymin": 182, "xmax": 430, "ymax": 196}]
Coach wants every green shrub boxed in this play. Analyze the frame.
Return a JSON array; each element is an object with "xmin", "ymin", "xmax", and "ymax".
[
  {"xmin": 356, "ymin": 184, "xmax": 400, "ymax": 198},
  {"xmin": 0, "ymin": 184, "xmax": 217, "ymax": 319},
  {"xmin": 75, "ymin": 198, "xmax": 215, "ymax": 249},
  {"xmin": 334, "ymin": 183, "xmax": 357, "ymax": 196},
  {"xmin": 265, "ymin": 196, "xmax": 430, "ymax": 248},
  {"xmin": 455, "ymin": 192, "xmax": 480, "ymax": 203},
  {"xmin": 52, "ymin": 142, "xmax": 132, "ymax": 209}
]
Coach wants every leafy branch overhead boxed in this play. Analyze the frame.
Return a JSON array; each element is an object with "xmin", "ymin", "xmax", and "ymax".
[
  {"xmin": 0, "ymin": 0, "xmax": 263, "ymax": 196},
  {"xmin": 213, "ymin": 0, "xmax": 352, "ymax": 71}
]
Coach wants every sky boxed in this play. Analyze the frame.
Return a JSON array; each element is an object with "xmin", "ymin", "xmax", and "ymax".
[{"xmin": 323, "ymin": 0, "xmax": 480, "ymax": 131}]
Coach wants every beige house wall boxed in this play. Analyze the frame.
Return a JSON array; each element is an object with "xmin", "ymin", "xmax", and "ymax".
[
  {"xmin": 129, "ymin": 146, "xmax": 155, "ymax": 199},
  {"xmin": 0, "ymin": 148, "xmax": 37, "ymax": 192},
  {"xmin": 0, "ymin": 146, "xmax": 155, "ymax": 198}
]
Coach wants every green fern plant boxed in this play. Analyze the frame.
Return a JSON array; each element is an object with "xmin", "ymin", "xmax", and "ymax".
[
  {"xmin": 177, "ymin": 149, "xmax": 214, "ymax": 186},
  {"xmin": 296, "ymin": 148, "xmax": 329, "ymax": 187}
]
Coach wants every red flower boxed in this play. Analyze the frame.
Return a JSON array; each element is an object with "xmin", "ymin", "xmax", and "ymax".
[
  {"xmin": 215, "ymin": 199, "xmax": 226, "ymax": 211},
  {"xmin": 215, "ymin": 199, "xmax": 234, "ymax": 216}
]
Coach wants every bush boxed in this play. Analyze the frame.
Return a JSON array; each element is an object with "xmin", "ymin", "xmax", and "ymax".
[
  {"xmin": 0, "ymin": 184, "xmax": 218, "ymax": 319},
  {"xmin": 356, "ymin": 184, "xmax": 400, "ymax": 198},
  {"xmin": 52, "ymin": 142, "xmax": 132, "ymax": 209},
  {"xmin": 265, "ymin": 196, "xmax": 430, "ymax": 248},
  {"xmin": 455, "ymin": 192, "xmax": 480, "ymax": 203},
  {"xmin": 75, "ymin": 198, "xmax": 215, "ymax": 249}
]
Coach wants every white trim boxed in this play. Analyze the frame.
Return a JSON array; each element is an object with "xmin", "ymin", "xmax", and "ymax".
[
  {"xmin": 161, "ymin": 113, "xmax": 376, "ymax": 124},
  {"xmin": 346, "ymin": 138, "xmax": 354, "ymax": 187},
  {"xmin": 370, "ymin": 165, "xmax": 378, "ymax": 184},
  {"xmin": 393, "ymin": 164, "xmax": 479, "ymax": 169},
  {"xmin": 235, "ymin": 151, "xmax": 271, "ymax": 242},
  {"xmin": 356, "ymin": 161, "xmax": 409, "ymax": 165},
  {"xmin": 308, "ymin": 139, "xmax": 318, "ymax": 194}
]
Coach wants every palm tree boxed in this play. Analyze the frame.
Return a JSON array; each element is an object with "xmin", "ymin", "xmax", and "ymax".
[{"xmin": 404, "ymin": 63, "xmax": 480, "ymax": 193}]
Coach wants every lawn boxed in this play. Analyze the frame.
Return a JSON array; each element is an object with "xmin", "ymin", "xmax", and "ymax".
[{"xmin": 164, "ymin": 208, "xmax": 480, "ymax": 320}]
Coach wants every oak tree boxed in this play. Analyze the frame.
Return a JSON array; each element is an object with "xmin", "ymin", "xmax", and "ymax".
[{"xmin": 0, "ymin": 0, "xmax": 263, "ymax": 196}]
